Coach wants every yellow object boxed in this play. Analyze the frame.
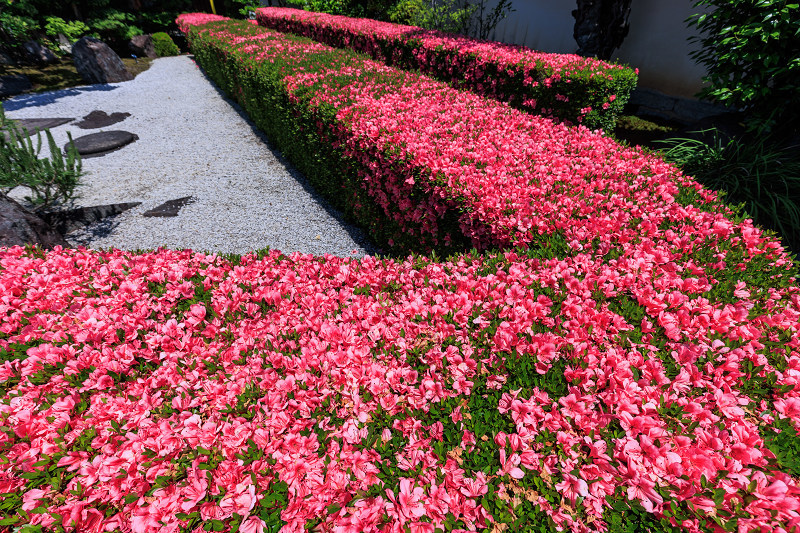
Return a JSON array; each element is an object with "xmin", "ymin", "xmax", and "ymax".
[{"xmin": 210, "ymin": 0, "xmax": 216, "ymax": 14}]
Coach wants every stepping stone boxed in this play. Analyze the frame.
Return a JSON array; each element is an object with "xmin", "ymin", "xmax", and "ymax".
[
  {"xmin": 75, "ymin": 110, "xmax": 131, "ymax": 129},
  {"xmin": 142, "ymin": 196, "xmax": 194, "ymax": 217},
  {"xmin": 1, "ymin": 118, "xmax": 74, "ymax": 140},
  {"xmin": 64, "ymin": 130, "xmax": 138, "ymax": 158},
  {"xmin": 40, "ymin": 201, "xmax": 141, "ymax": 235}
]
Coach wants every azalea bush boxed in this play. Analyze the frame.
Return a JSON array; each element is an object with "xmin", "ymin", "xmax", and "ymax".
[
  {"xmin": 1, "ymin": 11, "xmax": 800, "ymax": 533},
  {"xmin": 153, "ymin": 31, "xmax": 181, "ymax": 56},
  {"xmin": 0, "ymin": 241, "xmax": 799, "ymax": 532},
  {"xmin": 179, "ymin": 14, "xmax": 789, "ymax": 275},
  {"xmin": 254, "ymin": 7, "xmax": 636, "ymax": 131}
]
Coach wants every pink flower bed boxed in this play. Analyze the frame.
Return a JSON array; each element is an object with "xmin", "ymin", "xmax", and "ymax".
[
  {"xmin": 254, "ymin": 7, "xmax": 638, "ymax": 131},
  {"xmin": 0, "ymin": 245, "xmax": 799, "ymax": 532}
]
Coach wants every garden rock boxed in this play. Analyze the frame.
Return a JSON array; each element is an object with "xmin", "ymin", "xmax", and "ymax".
[
  {"xmin": 0, "ymin": 51, "xmax": 15, "ymax": 66},
  {"xmin": 41, "ymin": 201, "xmax": 141, "ymax": 235},
  {"xmin": 0, "ymin": 192, "xmax": 69, "ymax": 249},
  {"xmin": 22, "ymin": 40, "xmax": 58, "ymax": 64},
  {"xmin": 0, "ymin": 75, "xmax": 32, "ymax": 98},
  {"xmin": 72, "ymin": 36, "xmax": 134, "ymax": 84},
  {"xmin": 75, "ymin": 110, "xmax": 131, "ymax": 129},
  {"xmin": 128, "ymin": 35, "xmax": 157, "ymax": 59},
  {"xmin": 64, "ymin": 130, "xmax": 138, "ymax": 158},
  {"xmin": 142, "ymin": 196, "xmax": 194, "ymax": 217}
]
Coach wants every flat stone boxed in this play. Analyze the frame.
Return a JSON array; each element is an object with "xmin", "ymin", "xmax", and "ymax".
[
  {"xmin": 40, "ymin": 201, "xmax": 142, "ymax": 235},
  {"xmin": 75, "ymin": 110, "xmax": 131, "ymax": 129},
  {"xmin": 142, "ymin": 196, "xmax": 194, "ymax": 217},
  {"xmin": 64, "ymin": 130, "xmax": 138, "ymax": 158},
  {"xmin": 2, "ymin": 118, "xmax": 74, "ymax": 140}
]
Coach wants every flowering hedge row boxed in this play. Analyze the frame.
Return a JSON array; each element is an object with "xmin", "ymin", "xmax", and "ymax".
[
  {"xmin": 0, "ymin": 242, "xmax": 799, "ymax": 532},
  {"xmin": 177, "ymin": 15, "xmax": 791, "ymax": 287},
  {"xmin": 254, "ymin": 7, "xmax": 637, "ymax": 131},
  {"xmin": 1, "ymin": 11, "xmax": 799, "ymax": 533}
]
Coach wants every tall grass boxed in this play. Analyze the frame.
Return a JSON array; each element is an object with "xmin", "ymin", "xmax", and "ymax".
[
  {"xmin": 0, "ymin": 107, "xmax": 83, "ymax": 212},
  {"xmin": 658, "ymin": 127, "xmax": 800, "ymax": 255}
]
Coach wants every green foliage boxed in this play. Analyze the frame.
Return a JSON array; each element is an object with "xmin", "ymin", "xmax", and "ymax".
[
  {"xmin": 764, "ymin": 417, "xmax": 800, "ymax": 478},
  {"xmin": 389, "ymin": 0, "xmax": 474, "ymax": 34},
  {"xmin": 387, "ymin": 0, "xmax": 513, "ymax": 39},
  {"xmin": 88, "ymin": 9, "xmax": 143, "ymax": 43},
  {"xmin": 152, "ymin": 31, "xmax": 180, "ymax": 57},
  {"xmin": 0, "ymin": 11, "xmax": 39, "ymax": 43},
  {"xmin": 286, "ymin": 0, "xmax": 398, "ymax": 19},
  {"xmin": 0, "ymin": 0, "xmax": 192, "ymax": 54},
  {"xmin": 236, "ymin": 2, "xmax": 263, "ymax": 18},
  {"xmin": 658, "ymin": 126, "xmax": 800, "ymax": 254},
  {"xmin": 0, "ymin": 108, "xmax": 83, "ymax": 213},
  {"xmin": 44, "ymin": 17, "xmax": 90, "ymax": 42},
  {"xmin": 688, "ymin": 0, "xmax": 800, "ymax": 130}
]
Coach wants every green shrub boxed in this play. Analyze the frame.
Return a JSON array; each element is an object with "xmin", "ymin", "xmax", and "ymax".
[
  {"xmin": 286, "ymin": 0, "xmax": 398, "ymax": 19},
  {"xmin": 44, "ymin": 17, "xmax": 90, "ymax": 42},
  {"xmin": 88, "ymin": 9, "xmax": 143, "ymax": 44},
  {"xmin": 152, "ymin": 32, "xmax": 180, "ymax": 57},
  {"xmin": 388, "ymin": 0, "xmax": 473, "ymax": 34},
  {"xmin": 0, "ymin": 108, "xmax": 83, "ymax": 212},
  {"xmin": 0, "ymin": 11, "xmax": 38, "ymax": 43},
  {"xmin": 688, "ymin": 0, "xmax": 800, "ymax": 131}
]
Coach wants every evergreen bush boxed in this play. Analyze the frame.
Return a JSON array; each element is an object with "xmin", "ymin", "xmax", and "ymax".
[
  {"xmin": 688, "ymin": 0, "xmax": 800, "ymax": 132},
  {"xmin": 152, "ymin": 31, "xmax": 180, "ymax": 56}
]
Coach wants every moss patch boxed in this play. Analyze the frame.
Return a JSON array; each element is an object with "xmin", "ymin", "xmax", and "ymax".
[
  {"xmin": 0, "ymin": 57, "xmax": 154, "ymax": 96},
  {"xmin": 613, "ymin": 114, "xmax": 680, "ymax": 148}
]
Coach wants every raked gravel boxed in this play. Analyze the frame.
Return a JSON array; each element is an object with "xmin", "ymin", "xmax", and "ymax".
[{"xmin": 3, "ymin": 55, "xmax": 379, "ymax": 257}]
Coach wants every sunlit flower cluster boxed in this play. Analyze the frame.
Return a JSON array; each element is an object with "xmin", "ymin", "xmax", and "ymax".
[
  {"xmin": 1, "ymin": 244, "xmax": 799, "ymax": 532},
  {"xmin": 254, "ymin": 7, "xmax": 637, "ymax": 130},
  {"xmin": 176, "ymin": 12, "xmax": 228, "ymax": 30}
]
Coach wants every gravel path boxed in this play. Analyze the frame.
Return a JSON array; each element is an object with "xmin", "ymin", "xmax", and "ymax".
[{"xmin": 3, "ymin": 55, "xmax": 378, "ymax": 257}]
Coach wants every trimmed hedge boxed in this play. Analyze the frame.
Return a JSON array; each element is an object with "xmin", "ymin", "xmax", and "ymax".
[
  {"xmin": 0, "ymin": 12, "xmax": 798, "ymax": 533},
  {"xmin": 255, "ymin": 7, "xmax": 638, "ymax": 131},
  {"xmin": 178, "ymin": 14, "xmax": 792, "ymax": 288}
]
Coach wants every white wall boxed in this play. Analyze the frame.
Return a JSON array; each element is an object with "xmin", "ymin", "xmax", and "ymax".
[{"xmin": 491, "ymin": 0, "xmax": 709, "ymax": 98}]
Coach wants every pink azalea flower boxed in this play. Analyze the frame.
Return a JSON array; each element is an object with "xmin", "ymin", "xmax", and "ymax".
[{"xmin": 239, "ymin": 516, "xmax": 266, "ymax": 533}]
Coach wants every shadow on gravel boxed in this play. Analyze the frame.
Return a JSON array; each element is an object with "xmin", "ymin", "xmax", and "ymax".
[
  {"xmin": 193, "ymin": 59, "xmax": 382, "ymax": 258},
  {"xmin": 2, "ymin": 84, "xmax": 118, "ymax": 111}
]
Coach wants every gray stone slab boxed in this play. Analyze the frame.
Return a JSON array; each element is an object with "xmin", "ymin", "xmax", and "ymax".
[
  {"xmin": 75, "ymin": 110, "xmax": 131, "ymax": 129},
  {"xmin": 41, "ymin": 201, "xmax": 142, "ymax": 235},
  {"xmin": 64, "ymin": 130, "xmax": 138, "ymax": 158},
  {"xmin": 2, "ymin": 118, "xmax": 74, "ymax": 140},
  {"xmin": 142, "ymin": 196, "xmax": 194, "ymax": 218}
]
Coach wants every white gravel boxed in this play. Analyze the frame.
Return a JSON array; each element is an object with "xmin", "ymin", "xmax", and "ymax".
[{"xmin": 2, "ymin": 55, "xmax": 378, "ymax": 257}]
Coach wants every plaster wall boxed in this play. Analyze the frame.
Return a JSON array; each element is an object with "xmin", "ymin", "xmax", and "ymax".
[{"xmin": 491, "ymin": 0, "xmax": 709, "ymax": 98}]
